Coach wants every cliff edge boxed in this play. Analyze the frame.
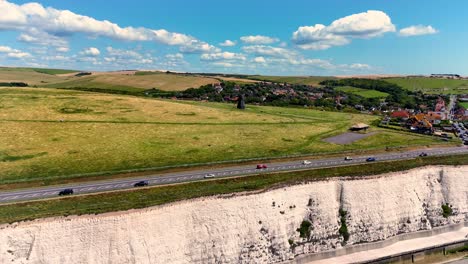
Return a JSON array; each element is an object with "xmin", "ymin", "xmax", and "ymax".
[{"xmin": 0, "ymin": 165, "xmax": 467, "ymax": 264}]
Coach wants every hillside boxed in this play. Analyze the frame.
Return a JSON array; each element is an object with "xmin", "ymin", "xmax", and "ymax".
[
  {"xmin": 1, "ymin": 165, "xmax": 466, "ymax": 263},
  {"xmin": 0, "ymin": 68, "xmax": 219, "ymax": 92},
  {"xmin": 385, "ymin": 77, "xmax": 468, "ymax": 94},
  {"xmin": 0, "ymin": 87, "xmax": 447, "ymax": 185}
]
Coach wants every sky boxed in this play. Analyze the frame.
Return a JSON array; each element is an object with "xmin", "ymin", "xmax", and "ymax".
[{"xmin": 0, "ymin": 0, "xmax": 467, "ymax": 75}]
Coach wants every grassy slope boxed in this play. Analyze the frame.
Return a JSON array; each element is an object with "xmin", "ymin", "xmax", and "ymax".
[
  {"xmin": 46, "ymin": 72, "xmax": 218, "ymax": 91},
  {"xmin": 0, "ymin": 154, "xmax": 466, "ymax": 224},
  {"xmin": 385, "ymin": 77, "xmax": 468, "ymax": 94},
  {"xmin": 0, "ymin": 67, "xmax": 77, "ymax": 86},
  {"xmin": 0, "ymin": 88, "xmax": 452, "ymax": 185},
  {"xmin": 0, "ymin": 68, "xmax": 218, "ymax": 92},
  {"xmin": 335, "ymin": 86, "xmax": 389, "ymax": 98}
]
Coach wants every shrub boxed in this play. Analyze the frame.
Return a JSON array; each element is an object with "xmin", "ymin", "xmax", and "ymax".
[
  {"xmin": 297, "ymin": 220, "xmax": 312, "ymax": 238},
  {"xmin": 339, "ymin": 209, "xmax": 350, "ymax": 242},
  {"xmin": 442, "ymin": 203, "xmax": 453, "ymax": 218}
]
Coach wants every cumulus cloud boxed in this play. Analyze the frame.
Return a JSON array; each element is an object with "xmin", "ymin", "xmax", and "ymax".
[
  {"xmin": 292, "ymin": 10, "xmax": 395, "ymax": 50},
  {"xmin": 242, "ymin": 45, "xmax": 297, "ymax": 59},
  {"xmin": 0, "ymin": 45, "xmax": 31, "ymax": 59},
  {"xmin": 399, "ymin": 25, "xmax": 438, "ymax": 37},
  {"xmin": 253, "ymin": 56, "xmax": 266, "ymax": 63},
  {"xmin": 200, "ymin": 52, "xmax": 246, "ymax": 61},
  {"xmin": 240, "ymin": 35, "xmax": 279, "ymax": 44},
  {"xmin": 0, "ymin": 0, "xmax": 216, "ymax": 53},
  {"xmin": 80, "ymin": 47, "xmax": 100, "ymax": 57},
  {"xmin": 219, "ymin": 40, "xmax": 236, "ymax": 47}
]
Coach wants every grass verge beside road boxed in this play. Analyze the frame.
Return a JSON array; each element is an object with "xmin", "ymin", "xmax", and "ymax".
[{"xmin": 0, "ymin": 154, "xmax": 466, "ymax": 224}]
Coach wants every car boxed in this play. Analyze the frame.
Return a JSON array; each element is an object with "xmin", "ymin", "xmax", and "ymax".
[
  {"xmin": 204, "ymin": 174, "xmax": 215, "ymax": 178},
  {"xmin": 366, "ymin": 157, "xmax": 376, "ymax": 162},
  {"xmin": 58, "ymin": 188, "xmax": 74, "ymax": 196},
  {"xmin": 419, "ymin": 152, "xmax": 428, "ymax": 157},
  {"xmin": 302, "ymin": 160, "xmax": 311, "ymax": 165},
  {"xmin": 133, "ymin": 180, "xmax": 149, "ymax": 187},
  {"xmin": 256, "ymin": 164, "xmax": 267, "ymax": 169},
  {"xmin": 344, "ymin": 156, "xmax": 353, "ymax": 161}
]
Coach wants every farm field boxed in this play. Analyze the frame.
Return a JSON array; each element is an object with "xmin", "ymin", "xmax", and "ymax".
[
  {"xmin": 385, "ymin": 77, "xmax": 468, "ymax": 94},
  {"xmin": 45, "ymin": 72, "xmax": 218, "ymax": 91},
  {"xmin": 335, "ymin": 86, "xmax": 389, "ymax": 98},
  {"xmin": 0, "ymin": 67, "xmax": 79, "ymax": 86},
  {"xmin": 0, "ymin": 88, "xmax": 449, "ymax": 185},
  {"xmin": 0, "ymin": 68, "xmax": 219, "ymax": 92}
]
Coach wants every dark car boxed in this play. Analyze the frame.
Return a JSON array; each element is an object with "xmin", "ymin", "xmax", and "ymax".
[
  {"xmin": 134, "ymin": 181, "xmax": 149, "ymax": 187},
  {"xmin": 419, "ymin": 152, "xmax": 428, "ymax": 157},
  {"xmin": 366, "ymin": 157, "xmax": 376, "ymax": 162},
  {"xmin": 58, "ymin": 188, "xmax": 74, "ymax": 196},
  {"xmin": 256, "ymin": 164, "xmax": 267, "ymax": 169}
]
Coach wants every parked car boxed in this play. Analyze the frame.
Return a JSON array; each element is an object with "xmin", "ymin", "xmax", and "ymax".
[
  {"xmin": 256, "ymin": 164, "xmax": 268, "ymax": 169},
  {"xmin": 302, "ymin": 160, "xmax": 311, "ymax": 165},
  {"xmin": 366, "ymin": 157, "xmax": 376, "ymax": 162},
  {"xmin": 58, "ymin": 188, "xmax": 74, "ymax": 196},
  {"xmin": 204, "ymin": 174, "xmax": 215, "ymax": 178},
  {"xmin": 134, "ymin": 180, "xmax": 149, "ymax": 187},
  {"xmin": 344, "ymin": 156, "xmax": 353, "ymax": 161},
  {"xmin": 419, "ymin": 152, "xmax": 428, "ymax": 157}
]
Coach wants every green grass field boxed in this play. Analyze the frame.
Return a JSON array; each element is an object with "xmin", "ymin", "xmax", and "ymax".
[
  {"xmin": 459, "ymin": 102, "xmax": 468, "ymax": 108},
  {"xmin": 385, "ymin": 77, "xmax": 468, "ymax": 94},
  {"xmin": 0, "ymin": 88, "xmax": 450, "ymax": 185},
  {"xmin": 0, "ymin": 154, "xmax": 466, "ymax": 224},
  {"xmin": 335, "ymin": 86, "xmax": 389, "ymax": 98}
]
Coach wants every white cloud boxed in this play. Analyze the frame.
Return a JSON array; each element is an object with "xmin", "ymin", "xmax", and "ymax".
[
  {"xmin": 253, "ymin": 57, "xmax": 266, "ymax": 63},
  {"xmin": 399, "ymin": 25, "xmax": 438, "ymax": 37},
  {"xmin": 212, "ymin": 62, "xmax": 236, "ymax": 68},
  {"xmin": 165, "ymin": 53, "xmax": 184, "ymax": 60},
  {"xmin": 0, "ymin": 0, "xmax": 215, "ymax": 53},
  {"xmin": 200, "ymin": 52, "xmax": 246, "ymax": 61},
  {"xmin": 0, "ymin": 46, "xmax": 15, "ymax": 53},
  {"xmin": 219, "ymin": 40, "xmax": 236, "ymax": 47},
  {"xmin": 7, "ymin": 51, "xmax": 31, "ymax": 59},
  {"xmin": 80, "ymin": 47, "xmax": 100, "ymax": 57},
  {"xmin": 56, "ymin": 47, "xmax": 69, "ymax": 53},
  {"xmin": 242, "ymin": 45, "xmax": 297, "ymax": 59},
  {"xmin": 292, "ymin": 10, "xmax": 395, "ymax": 50},
  {"xmin": 0, "ymin": 45, "xmax": 31, "ymax": 59},
  {"xmin": 240, "ymin": 35, "xmax": 279, "ymax": 44}
]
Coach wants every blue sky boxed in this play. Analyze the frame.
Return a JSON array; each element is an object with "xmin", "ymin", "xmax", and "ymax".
[{"xmin": 0, "ymin": 0, "xmax": 467, "ymax": 75}]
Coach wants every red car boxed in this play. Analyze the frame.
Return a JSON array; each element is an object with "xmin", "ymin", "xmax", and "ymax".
[{"xmin": 256, "ymin": 164, "xmax": 268, "ymax": 169}]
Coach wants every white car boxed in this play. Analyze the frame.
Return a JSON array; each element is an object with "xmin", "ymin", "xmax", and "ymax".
[
  {"xmin": 302, "ymin": 160, "xmax": 312, "ymax": 165},
  {"xmin": 204, "ymin": 174, "xmax": 215, "ymax": 178}
]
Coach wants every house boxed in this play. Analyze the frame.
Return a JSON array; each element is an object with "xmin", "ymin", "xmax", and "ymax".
[
  {"xmin": 434, "ymin": 97, "xmax": 446, "ymax": 112},
  {"xmin": 350, "ymin": 123, "xmax": 370, "ymax": 132},
  {"xmin": 390, "ymin": 110, "xmax": 410, "ymax": 120},
  {"xmin": 407, "ymin": 114, "xmax": 433, "ymax": 133}
]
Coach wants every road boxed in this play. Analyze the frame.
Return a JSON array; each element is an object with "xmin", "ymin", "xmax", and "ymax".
[{"xmin": 0, "ymin": 146, "xmax": 467, "ymax": 204}]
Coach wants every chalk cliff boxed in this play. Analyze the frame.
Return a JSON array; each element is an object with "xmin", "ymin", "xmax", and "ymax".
[{"xmin": 0, "ymin": 165, "xmax": 467, "ymax": 264}]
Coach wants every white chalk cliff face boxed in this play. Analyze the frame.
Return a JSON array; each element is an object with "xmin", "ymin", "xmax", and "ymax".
[{"xmin": 0, "ymin": 166, "xmax": 467, "ymax": 264}]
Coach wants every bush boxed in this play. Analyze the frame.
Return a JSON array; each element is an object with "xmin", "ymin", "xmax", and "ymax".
[
  {"xmin": 442, "ymin": 203, "xmax": 453, "ymax": 218},
  {"xmin": 339, "ymin": 209, "xmax": 350, "ymax": 242},
  {"xmin": 297, "ymin": 220, "xmax": 312, "ymax": 238}
]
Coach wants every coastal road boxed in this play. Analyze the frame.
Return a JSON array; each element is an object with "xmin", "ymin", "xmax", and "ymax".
[{"xmin": 0, "ymin": 146, "xmax": 467, "ymax": 204}]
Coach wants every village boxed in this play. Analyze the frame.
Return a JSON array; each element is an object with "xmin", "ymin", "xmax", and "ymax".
[{"xmin": 382, "ymin": 95, "xmax": 468, "ymax": 145}]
